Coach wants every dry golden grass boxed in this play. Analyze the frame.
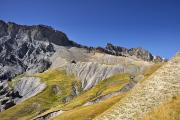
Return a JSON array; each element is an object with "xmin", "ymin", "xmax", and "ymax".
[
  {"xmin": 61, "ymin": 73, "xmax": 130, "ymax": 110},
  {"xmin": 142, "ymin": 94, "xmax": 180, "ymax": 120},
  {"xmin": 0, "ymin": 69, "xmax": 78, "ymax": 120},
  {"xmin": 35, "ymin": 73, "xmax": 130, "ymax": 119},
  {"xmin": 53, "ymin": 94, "xmax": 126, "ymax": 120}
]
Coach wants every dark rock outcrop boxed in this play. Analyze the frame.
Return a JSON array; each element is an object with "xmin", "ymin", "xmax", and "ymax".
[
  {"xmin": 95, "ymin": 43, "xmax": 165, "ymax": 62},
  {"xmin": 0, "ymin": 81, "xmax": 21, "ymax": 111},
  {"xmin": 128, "ymin": 47, "xmax": 153, "ymax": 61},
  {"xmin": 0, "ymin": 77, "xmax": 46, "ymax": 111},
  {"xmin": 0, "ymin": 20, "xmax": 78, "ymax": 80},
  {"xmin": 0, "ymin": 20, "xmax": 165, "ymax": 81}
]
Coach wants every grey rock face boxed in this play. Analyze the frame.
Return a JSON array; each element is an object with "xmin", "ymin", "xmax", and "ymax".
[
  {"xmin": 66, "ymin": 62, "xmax": 143, "ymax": 90},
  {"xmin": 0, "ymin": 77, "xmax": 46, "ymax": 111},
  {"xmin": 0, "ymin": 20, "xmax": 77, "ymax": 80},
  {"xmin": 13, "ymin": 77, "xmax": 46, "ymax": 103},
  {"xmin": 95, "ymin": 43, "xmax": 165, "ymax": 62},
  {"xmin": 36, "ymin": 110, "xmax": 64, "ymax": 120},
  {"xmin": 0, "ymin": 81, "xmax": 19, "ymax": 111},
  {"xmin": 0, "ymin": 20, "xmax": 165, "ymax": 81},
  {"xmin": 153, "ymin": 55, "xmax": 167, "ymax": 63},
  {"xmin": 128, "ymin": 47, "xmax": 154, "ymax": 61}
]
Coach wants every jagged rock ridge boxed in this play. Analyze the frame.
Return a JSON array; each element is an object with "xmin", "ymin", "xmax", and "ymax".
[
  {"xmin": 95, "ymin": 43, "xmax": 166, "ymax": 62},
  {"xmin": 0, "ymin": 20, "xmax": 79, "ymax": 80},
  {"xmin": 0, "ymin": 20, "xmax": 170, "ymax": 119},
  {"xmin": 0, "ymin": 20, "xmax": 165, "ymax": 81}
]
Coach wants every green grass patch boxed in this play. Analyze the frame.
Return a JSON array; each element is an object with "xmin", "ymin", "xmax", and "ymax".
[
  {"xmin": 35, "ymin": 73, "xmax": 130, "ymax": 119},
  {"xmin": 53, "ymin": 94, "xmax": 126, "ymax": 120},
  {"xmin": 1, "ymin": 70, "xmax": 131, "ymax": 120},
  {"xmin": 0, "ymin": 69, "xmax": 78, "ymax": 120},
  {"xmin": 62, "ymin": 73, "xmax": 130, "ymax": 110}
]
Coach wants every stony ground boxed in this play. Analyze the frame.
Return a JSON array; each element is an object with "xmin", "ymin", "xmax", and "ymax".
[{"xmin": 95, "ymin": 53, "xmax": 180, "ymax": 120}]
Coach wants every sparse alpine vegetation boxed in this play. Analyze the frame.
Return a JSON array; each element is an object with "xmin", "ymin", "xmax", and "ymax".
[
  {"xmin": 0, "ymin": 20, "xmax": 179, "ymax": 120},
  {"xmin": 94, "ymin": 53, "xmax": 180, "ymax": 120}
]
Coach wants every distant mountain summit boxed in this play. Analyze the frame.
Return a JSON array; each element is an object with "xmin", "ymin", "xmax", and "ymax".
[
  {"xmin": 0, "ymin": 20, "xmax": 165, "ymax": 81},
  {"xmin": 0, "ymin": 20, "xmax": 79, "ymax": 80},
  {"xmin": 0, "ymin": 20, "xmax": 175, "ymax": 120},
  {"xmin": 96, "ymin": 43, "xmax": 166, "ymax": 62}
]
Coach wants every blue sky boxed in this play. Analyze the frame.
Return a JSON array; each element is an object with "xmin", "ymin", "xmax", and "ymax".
[{"xmin": 0, "ymin": 0, "xmax": 179, "ymax": 58}]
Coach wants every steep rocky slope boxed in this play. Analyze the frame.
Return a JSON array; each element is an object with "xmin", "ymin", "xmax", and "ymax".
[
  {"xmin": 0, "ymin": 81, "xmax": 17, "ymax": 111},
  {"xmin": 95, "ymin": 43, "xmax": 166, "ymax": 62},
  {"xmin": 0, "ymin": 70, "xmax": 80, "ymax": 120},
  {"xmin": 0, "ymin": 20, "xmax": 170, "ymax": 120},
  {"xmin": 13, "ymin": 77, "xmax": 46, "ymax": 103},
  {"xmin": 0, "ymin": 20, "xmax": 165, "ymax": 81},
  {"xmin": 0, "ymin": 20, "xmax": 79, "ymax": 80},
  {"xmin": 95, "ymin": 53, "xmax": 180, "ymax": 120},
  {"xmin": 34, "ymin": 63, "xmax": 162, "ymax": 120},
  {"xmin": 66, "ymin": 61, "xmax": 144, "ymax": 90},
  {"xmin": 0, "ymin": 77, "xmax": 46, "ymax": 111}
]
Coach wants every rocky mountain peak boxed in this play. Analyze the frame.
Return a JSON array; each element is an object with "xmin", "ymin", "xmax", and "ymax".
[
  {"xmin": 128, "ymin": 47, "xmax": 154, "ymax": 61},
  {"xmin": 0, "ymin": 20, "xmax": 78, "ymax": 80},
  {"xmin": 95, "ymin": 43, "xmax": 165, "ymax": 62},
  {"xmin": 0, "ymin": 20, "xmax": 165, "ymax": 81}
]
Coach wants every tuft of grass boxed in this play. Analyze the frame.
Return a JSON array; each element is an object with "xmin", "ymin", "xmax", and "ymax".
[
  {"xmin": 0, "ymin": 69, "xmax": 78, "ymax": 120},
  {"xmin": 52, "ymin": 94, "xmax": 126, "ymax": 120},
  {"xmin": 142, "ymin": 94, "xmax": 180, "ymax": 120}
]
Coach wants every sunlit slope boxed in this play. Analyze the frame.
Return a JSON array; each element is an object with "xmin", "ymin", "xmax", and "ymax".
[
  {"xmin": 52, "ymin": 94, "xmax": 126, "ymax": 120},
  {"xmin": 0, "ymin": 70, "xmax": 79, "ymax": 120},
  {"xmin": 35, "ymin": 62, "xmax": 162, "ymax": 120},
  {"xmin": 95, "ymin": 53, "xmax": 180, "ymax": 120},
  {"xmin": 0, "ymin": 53, "xmax": 165, "ymax": 120},
  {"xmin": 34, "ymin": 73, "xmax": 130, "ymax": 119},
  {"xmin": 142, "ymin": 94, "xmax": 180, "ymax": 120}
]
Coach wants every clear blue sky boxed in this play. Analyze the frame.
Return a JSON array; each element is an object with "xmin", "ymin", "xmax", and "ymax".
[{"xmin": 0, "ymin": 0, "xmax": 179, "ymax": 58}]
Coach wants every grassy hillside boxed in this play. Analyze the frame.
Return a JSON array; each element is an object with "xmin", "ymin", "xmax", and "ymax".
[
  {"xmin": 35, "ymin": 73, "xmax": 131, "ymax": 119},
  {"xmin": 0, "ymin": 69, "xmax": 79, "ymax": 120},
  {"xmin": 63, "ymin": 73, "xmax": 130, "ymax": 110},
  {"xmin": 52, "ymin": 63, "xmax": 165, "ymax": 120},
  {"xmin": 142, "ymin": 94, "xmax": 180, "ymax": 120},
  {"xmin": 53, "ymin": 94, "xmax": 126, "ymax": 120},
  {"xmin": 95, "ymin": 53, "xmax": 180, "ymax": 120},
  {"xmin": 0, "ymin": 62, "xmax": 166, "ymax": 120}
]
